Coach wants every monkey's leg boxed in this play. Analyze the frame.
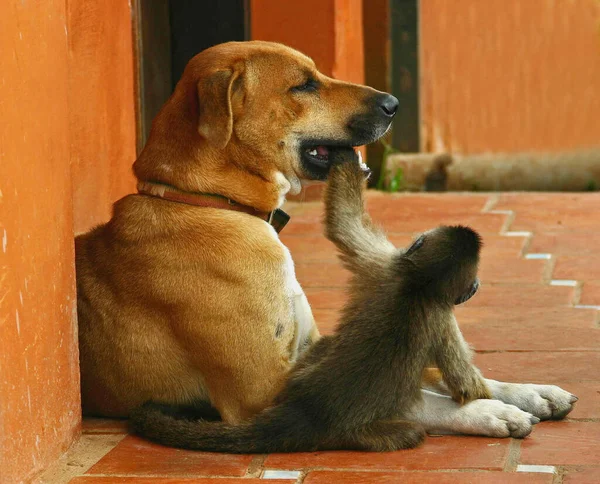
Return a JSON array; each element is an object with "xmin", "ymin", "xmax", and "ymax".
[
  {"xmin": 434, "ymin": 315, "xmax": 491, "ymax": 404},
  {"xmin": 325, "ymin": 420, "xmax": 425, "ymax": 452},
  {"xmin": 292, "ymin": 336, "xmax": 334, "ymax": 373}
]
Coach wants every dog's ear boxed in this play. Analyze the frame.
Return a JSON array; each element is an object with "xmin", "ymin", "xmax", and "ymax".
[{"xmin": 197, "ymin": 66, "xmax": 243, "ymax": 149}]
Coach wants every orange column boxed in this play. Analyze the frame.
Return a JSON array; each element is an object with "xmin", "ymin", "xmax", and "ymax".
[
  {"xmin": 250, "ymin": 0, "xmax": 364, "ymax": 84},
  {"xmin": 0, "ymin": 1, "xmax": 80, "ymax": 482}
]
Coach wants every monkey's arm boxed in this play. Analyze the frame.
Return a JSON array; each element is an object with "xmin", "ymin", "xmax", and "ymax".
[
  {"xmin": 324, "ymin": 150, "xmax": 395, "ymax": 268},
  {"xmin": 434, "ymin": 314, "xmax": 491, "ymax": 404}
]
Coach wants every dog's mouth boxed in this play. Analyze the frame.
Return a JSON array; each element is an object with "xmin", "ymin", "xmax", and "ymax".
[
  {"xmin": 300, "ymin": 142, "xmax": 355, "ymax": 180},
  {"xmin": 455, "ymin": 278, "xmax": 480, "ymax": 305}
]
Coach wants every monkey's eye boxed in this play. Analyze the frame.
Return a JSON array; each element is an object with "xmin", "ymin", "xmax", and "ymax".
[
  {"xmin": 405, "ymin": 235, "xmax": 425, "ymax": 256},
  {"xmin": 290, "ymin": 78, "xmax": 319, "ymax": 93}
]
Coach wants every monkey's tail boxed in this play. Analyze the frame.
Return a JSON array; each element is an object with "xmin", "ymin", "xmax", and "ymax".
[
  {"xmin": 129, "ymin": 402, "xmax": 318, "ymax": 453},
  {"xmin": 324, "ymin": 158, "xmax": 395, "ymax": 271}
]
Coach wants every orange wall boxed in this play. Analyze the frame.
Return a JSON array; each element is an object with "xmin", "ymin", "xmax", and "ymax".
[
  {"xmin": 420, "ymin": 0, "xmax": 600, "ymax": 154},
  {"xmin": 0, "ymin": 1, "xmax": 136, "ymax": 481},
  {"xmin": 250, "ymin": 0, "xmax": 364, "ymax": 84},
  {"xmin": 0, "ymin": 1, "xmax": 80, "ymax": 482},
  {"xmin": 68, "ymin": 1, "xmax": 137, "ymax": 234}
]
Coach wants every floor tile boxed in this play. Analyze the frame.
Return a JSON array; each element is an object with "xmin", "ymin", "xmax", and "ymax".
[
  {"xmin": 579, "ymin": 282, "xmax": 600, "ymax": 306},
  {"xmin": 508, "ymin": 213, "xmax": 599, "ymax": 233},
  {"xmin": 554, "ymin": 256, "xmax": 600, "ymax": 282},
  {"xmin": 495, "ymin": 194, "xmax": 600, "ymax": 213},
  {"xmin": 86, "ymin": 436, "xmax": 253, "ymax": 477},
  {"xmin": 304, "ymin": 470, "xmax": 552, "ymax": 484},
  {"xmin": 264, "ymin": 436, "xmax": 510, "ymax": 471},
  {"xmin": 559, "ymin": 382, "xmax": 600, "ymax": 419},
  {"xmin": 462, "ymin": 325, "xmax": 600, "ymax": 352},
  {"xmin": 460, "ymin": 284, "xmax": 574, "ymax": 308},
  {"xmin": 563, "ymin": 467, "xmax": 600, "ymax": 483},
  {"xmin": 305, "ymin": 288, "xmax": 346, "ymax": 310},
  {"xmin": 478, "ymin": 257, "xmax": 545, "ymax": 283},
  {"xmin": 474, "ymin": 352, "xmax": 600, "ymax": 383},
  {"xmin": 295, "ymin": 262, "xmax": 349, "ymax": 288},
  {"xmin": 529, "ymin": 232, "xmax": 600, "ymax": 256},
  {"xmin": 520, "ymin": 421, "xmax": 600, "ymax": 466},
  {"xmin": 454, "ymin": 306, "xmax": 598, "ymax": 329}
]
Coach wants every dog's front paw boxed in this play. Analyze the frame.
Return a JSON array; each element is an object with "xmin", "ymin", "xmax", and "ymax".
[
  {"xmin": 486, "ymin": 380, "xmax": 578, "ymax": 420},
  {"xmin": 453, "ymin": 399, "xmax": 538, "ymax": 439}
]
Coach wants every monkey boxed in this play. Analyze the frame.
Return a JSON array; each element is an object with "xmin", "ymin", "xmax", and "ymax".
[{"xmin": 129, "ymin": 148, "xmax": 491, "ymax": 453}]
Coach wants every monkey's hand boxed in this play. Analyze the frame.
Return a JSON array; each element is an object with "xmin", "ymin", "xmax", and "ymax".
[
  {"xmin": 446, "ymin": 368, "xmax": 492, "ymax": 405},
  {"xmin": 328, "ymin": 148, "xmax": 371, "ymax": 177}
]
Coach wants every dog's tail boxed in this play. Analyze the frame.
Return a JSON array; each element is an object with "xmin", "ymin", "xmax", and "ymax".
[
  {"xmin": 324, "ymin": 149, "xmax": 395, "ymax": 273},
  {"xmin": 130, "ymin": 402, "xmax": 318, "ymax": 453}
]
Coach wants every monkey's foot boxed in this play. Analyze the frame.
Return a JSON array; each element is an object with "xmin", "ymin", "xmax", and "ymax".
[{"xmin": 485, "ymin": 379, "xmax": 578, "ymax": 420}]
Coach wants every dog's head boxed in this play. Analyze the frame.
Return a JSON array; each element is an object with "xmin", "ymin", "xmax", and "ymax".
[
  {"xmin": 134, "ymin": 41, "xmax": 398, "ymax": 211},
  {"xmin": 395, "ymin": 226, "xmax": 482, "ymax": 306}
]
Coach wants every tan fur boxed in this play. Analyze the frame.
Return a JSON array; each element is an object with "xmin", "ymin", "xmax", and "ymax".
[{"xmin": 76, "ymin": 41, "xmax": 394, "ymax": 421}]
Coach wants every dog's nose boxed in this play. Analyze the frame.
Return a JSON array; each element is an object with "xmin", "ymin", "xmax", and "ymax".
[{"xmin": 378, "ymin": 94, "xmax": 399, "ymax": 117}]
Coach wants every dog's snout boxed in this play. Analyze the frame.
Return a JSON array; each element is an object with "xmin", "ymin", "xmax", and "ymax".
[{"xmin": 379, "ymin": 94, "xmax": 399, "ymax": 117}]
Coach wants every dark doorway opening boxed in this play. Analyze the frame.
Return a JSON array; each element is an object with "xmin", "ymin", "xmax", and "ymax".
[{"xmin": 134, "ymin": 0, "xmax": 250, "ymax": 150}]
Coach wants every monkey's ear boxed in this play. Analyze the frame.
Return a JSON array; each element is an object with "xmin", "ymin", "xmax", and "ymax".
[{"xmin": 197, "ymin": 66, "xmax": 243, "ymax": 148}]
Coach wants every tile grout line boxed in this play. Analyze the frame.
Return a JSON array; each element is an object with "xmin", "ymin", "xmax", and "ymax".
[
  {"xmin": 246, "ymin": 454, "xmax": 268, "ymax": 478},
  {"xmin": 503, "ymin": 438, "xmax": 522, "ymax": 472},
  {"xmin": 481, "ymin": 201, "xmax": 600, "ymax": 318},
  {"xmin": 553, "ymin": 465, "xmax": 566, "ymax": 484}
]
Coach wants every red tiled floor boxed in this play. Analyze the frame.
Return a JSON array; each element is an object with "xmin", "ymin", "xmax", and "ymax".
[
  {"xmin": 554, "ymin": 255, "xmax": 600, "ymax": 282},
  {"xmin": 579, "ymin": 281, "xmax": 600, "ymax": 305},
  {"xmin": 495, "ymin": 194, "xmax": 600, "ymax": 213},
  {"xmin": 474, "ymin": 352, "xmax": 600, "ymax": 384},
  {"xmin": 462, "ymin": 284, "xmax": 575, "ymax": 308},
  {"xmin": 478, "ymin": 257, "xmax": 546, "ymax": 283},
  {"xmin": 507, "ymin": 213, "xmax": 599, "ymax": 233},
  {"xmin": 529, "ymin": 232, "xmax": 600, "ymax": 256},
  {"xmin": 462, "ymin": 324, "xmax": 600, "ymax": 352},
  {"xmin": 562, "ymin": 382, "xmax": 600, "ymax": 419},
  {"xmin": 57, "ymin": 192, "xmax": 600, "ymax": 481},
  {"xmin": 264, "ymin": 436, "xmax": 511, "ymax": 471},
  {"xmin": 454, "ymin": 306, "xmax": 598, "ymax": 328},
  {"xmin": 86, "ymin": 436, "xmax": 253, "ymax": 478},
  {"xmin": 303, "ymin": 470, "xmax": 552, "ymax": 484},
  {"xmin": 295, "ymin": 262, "xmax": 350, "ymax": 288},
  {"xmin": 73, "ymin": 479, "xmax": 292, "ymax": 484},
  {"xmin": 520, "ymin": 421, "xmax": 600, "ymax": 466},
  {"xmin": 563, "ymin": 467, "xmax": 600, "ymax": 483}
]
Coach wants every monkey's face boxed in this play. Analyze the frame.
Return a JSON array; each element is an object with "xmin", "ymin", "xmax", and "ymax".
[{"xmin": 397, "ymin": 225, "xmax": 482, "ymax": 305}]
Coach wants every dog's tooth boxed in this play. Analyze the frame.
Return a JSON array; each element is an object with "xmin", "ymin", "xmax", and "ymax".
[
  {"xmin": 357, "ymin": 150, "xmax": 363, "ymax": 163},
  {"xmin": 308, "ymin": 149, "xmax": 318, "ymax": 156}
]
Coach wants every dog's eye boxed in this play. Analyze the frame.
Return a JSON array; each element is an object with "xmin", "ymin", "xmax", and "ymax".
[
  {"xmin": 405, "ymin": 235, "xmax": 425, "ymax": 256},
  {"xmin": 291, "ymin": 78, "xmax": 319, "ymax": 93}
]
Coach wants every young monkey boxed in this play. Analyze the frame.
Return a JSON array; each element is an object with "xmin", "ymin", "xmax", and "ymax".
[{"xmin": 130, "ymin": 148, "xmax": 490, "ymax": 453}]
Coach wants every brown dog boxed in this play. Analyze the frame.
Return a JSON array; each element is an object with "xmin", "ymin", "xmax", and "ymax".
[{"xmin": 76, "ymin": 41, "xmax": 398, "ymax": 422}]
